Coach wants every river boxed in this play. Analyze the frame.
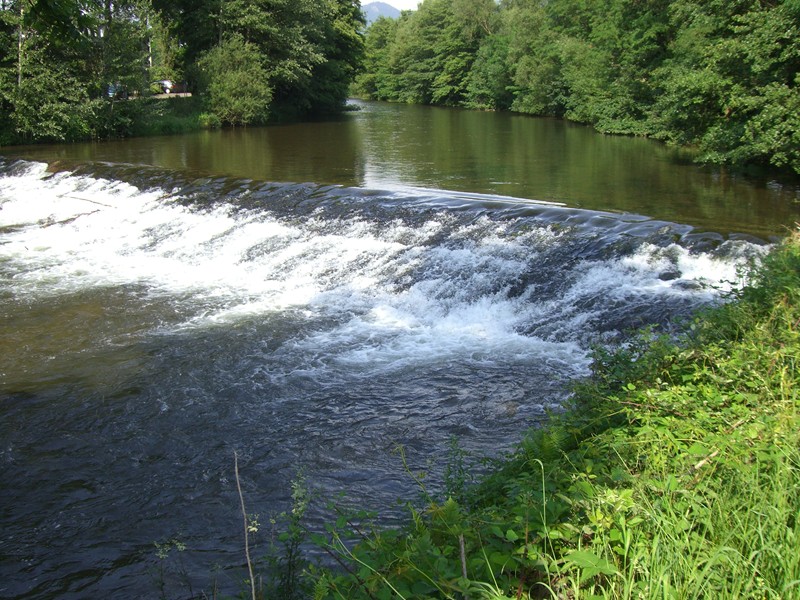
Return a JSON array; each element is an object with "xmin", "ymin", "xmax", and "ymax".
[{"xmin": 0, "ymin": 101, "xmax": 797, "ymax": 599}]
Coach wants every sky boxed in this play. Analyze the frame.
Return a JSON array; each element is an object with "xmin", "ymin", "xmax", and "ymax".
[{"xmin": 363, "ymin": 0, "xmax": 420, "ymax": 10}]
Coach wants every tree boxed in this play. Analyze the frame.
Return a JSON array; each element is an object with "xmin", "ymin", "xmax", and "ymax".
[
  {"xmin": 197, "ymin": 33, "xmax": 272, "ymax": 126},
  {"xmin": 356, "ymin": 0, "xmax": 493, "ymax": 107},
  {"xmin": 150, "ymin": 0, "xmax": 222, "ymax": 70},
  {"xmin": 0, "ymin": 0, "xmax": 365, "ymax": 142},
  {"xmin": 465, "ymin": 33, "xmax": 513, "ymax": 110},
  {"xmin": 94, "ymin": 0, "xmax": 150, "ymax": 97},
  {"xmin": 0, "ymin": 0, "xmax": 98, "ymax": 142},
  {"xmin": 219, "ymin": 0, "xmax": 323, "ymax": 104},
  {"xmin": 304, "ymin": 0, "xmax": 366, "ymax": 113},
  {"xmin": 503, "ymin": 0, "xmax": 568, "ymax": 116},
  {"xmin": 352, "ymin": 0, "xmax": 799, "ymax": 174},
  {"xmin": 215, "ymin": 0, "xmax": 364, "ymax": 117},
  {"xmin": 732, "ymin": 1, "xmax": 800, "ymax": 171},
  {"xmin": 352, "ymin": 16, "xmax": 399, "ymax": 100}
]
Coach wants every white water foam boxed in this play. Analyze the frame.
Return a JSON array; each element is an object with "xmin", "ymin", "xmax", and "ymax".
[{"xmin": 1, "ymin": 163, "xmax": 764, "ymax": 378}]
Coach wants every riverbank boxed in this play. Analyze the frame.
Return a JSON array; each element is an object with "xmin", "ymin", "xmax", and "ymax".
[
  {"xmin": 121, "ymin": 96, "xmax": 217, "ymax": 137},
  {"xmin": 0, "ymin": 95, "xmax": 214, "ymax": 146},
  {"xmin": 0, "ymin": 95, "xmax": 361, "ymax": 146},
  {"xmin": 306, "ymin": 231, "xmax": 800, "ymax": 599}
]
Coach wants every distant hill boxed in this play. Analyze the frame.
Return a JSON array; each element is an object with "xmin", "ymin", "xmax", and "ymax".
[{"xmin": 362, "ymin": 2, "xmax": 402, "ymax": 26}]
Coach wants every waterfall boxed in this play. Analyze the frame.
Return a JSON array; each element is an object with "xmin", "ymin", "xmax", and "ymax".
[{"xmin": 0, "ymin": 159, "xmax": 767, "ymax": 599}]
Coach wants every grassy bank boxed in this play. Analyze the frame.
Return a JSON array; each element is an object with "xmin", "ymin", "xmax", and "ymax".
[
  {"xmin": 299, "ymin": 232, "xmax": 800, "ymax": 599},
  {"xmin": 93, "ymin": 95, "xmax": 218, "ymax": 139},
  {"xmin": 0, "ymin": 96, "xmax": 217, "ymax": 146}
]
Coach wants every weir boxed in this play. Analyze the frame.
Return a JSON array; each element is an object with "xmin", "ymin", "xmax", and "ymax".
[{"xmin": 0, "ymin": 159, "xmax": 768, "ymax": 598}]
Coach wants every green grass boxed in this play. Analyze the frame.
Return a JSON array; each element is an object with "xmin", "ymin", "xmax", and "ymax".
[
  {"xmin": 121, "ymin": 96, "xmax": 215, "ymax": 137},
  {"xmin": 306, "ymin": 231, "xmax": 800, "ymax": 599}
]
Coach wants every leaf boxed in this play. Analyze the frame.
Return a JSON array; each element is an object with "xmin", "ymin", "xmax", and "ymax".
[
  {"xmin": 561, "ymin": 550, "xmax": 619, "ymax": 581},
  {"xmin": 411, "ymin": 580, "xmax": 436, "ymax": 595},
  {"xmin": 687, "ymin": 442, "xmax": 708, "ymax": 456},
  {"xmin": 489, "ymin": 550, "xmax": 511, "ymax": 570}
]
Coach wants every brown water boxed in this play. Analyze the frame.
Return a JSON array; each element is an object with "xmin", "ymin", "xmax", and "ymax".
[{"xmin": 5, "ymin": 99, "xmax": 799, "ymax": 238}]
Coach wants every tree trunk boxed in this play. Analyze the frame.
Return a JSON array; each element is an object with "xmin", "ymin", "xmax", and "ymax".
[
  {"xmin": 146, "ymin": 12, "xmax": 153, "ymax": 69},
  {"xmin": 17, "ymin": 1, "xmax": 24, "ymax": 87}
]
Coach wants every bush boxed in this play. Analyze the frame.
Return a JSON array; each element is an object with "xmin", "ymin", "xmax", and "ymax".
[
  {"xmin": 198, "ymin": 112, "xmax": 221, "ymax": 129},
  {"xmin": 197, "ymin": 34, "xmax": 273, "ymax": 127}
]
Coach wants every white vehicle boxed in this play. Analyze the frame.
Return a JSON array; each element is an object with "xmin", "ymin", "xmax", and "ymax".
[{"xmin": 153, "ymin": 80, "xmax": 173, "ymax": 94}]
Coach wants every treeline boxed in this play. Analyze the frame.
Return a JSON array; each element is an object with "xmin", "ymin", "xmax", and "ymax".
[
  {"xmin": 0, "ymin": 0, "xmax": 364, "ymax": 144},
  {"xmin": 354, "ymin": 0, "xmax": 800, "ymax": 174}
]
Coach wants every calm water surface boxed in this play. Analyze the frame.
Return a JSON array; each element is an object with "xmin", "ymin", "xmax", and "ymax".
[
  {"xmin": 0, "ymin": 101, "xmax": 796, "ymax": 599},
  {"xmin": 6, "ymin": 100, "xmax": 799, "ymax": 238}
]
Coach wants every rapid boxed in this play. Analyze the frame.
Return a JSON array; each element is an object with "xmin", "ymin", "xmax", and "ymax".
[{"xmin": 0, "ymin": 156, "xmax": 769, "ymax": 598}]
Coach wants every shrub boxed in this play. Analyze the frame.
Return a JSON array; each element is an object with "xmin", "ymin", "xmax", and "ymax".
[{"xmin": 197, "ymin": 34, "xmax": 273, "ymax": 127}]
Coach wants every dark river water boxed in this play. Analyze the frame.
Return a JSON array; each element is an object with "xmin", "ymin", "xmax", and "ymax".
[{"xmin": 0, "ymin": 101, "xmax": 797, "ymax": 599}]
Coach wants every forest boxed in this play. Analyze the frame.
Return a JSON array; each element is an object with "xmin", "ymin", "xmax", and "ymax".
[
  {"xmin": 2, "ymin": 0, "xmax": 798, "ymax": 172},
  {"xmin": 0, "ymin": 0, "xmax": 365, "ymax": 144},
  {"xmin": 354, "ymin": 0, "xmax": 800, "ymax": 174}
]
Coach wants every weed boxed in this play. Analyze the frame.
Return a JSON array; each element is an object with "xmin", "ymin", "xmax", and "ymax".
[{"xmin": 151, "ymin": 537, "xmax": 194, "ymax": 600}]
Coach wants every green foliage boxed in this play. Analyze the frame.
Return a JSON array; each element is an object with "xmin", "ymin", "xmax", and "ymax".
[
  {"xmin": 464, "ymin": 33, "xmax": 513, "ymax": 110},
  {"xmin": 261, "ymin": 475, "xmax": 316, "ymax": 600},
  {"xmin": 213, "ymin": 0, "xmax": 364, "ymax": 118},
  {"xmin": 147, "ymin": 11, "xmax": 185, "ymax": 83},
  {"xmin": 126, "ymin": 97, "xmax": 209, "ymax": 136},
  {"xmin": 0, "ymin": 0, "xmax": 365, "ymax": 144},
  {"xmin": 9, "ymin": 44, "xmax": 94, "ymax": 142},
  {"xmin": 443, "ymin": 436, "xmax": 476, "ymax": 507},
  {"xmin": 505, "ymin": 2, "xmax": 567, "ymax": 116},
  {"xmin": 198, "ymin": 111, "xmax": 221, "ymax": 129},
  {"xmin": 99, "ymin": 10, "xmax": 149, "ymax": 96},
  {"xmin": 356, "ymin": 0, "xmax": 800, "ymax": 175},
  {"xmin": 352, "ymin": 16, "xmax": 399, "ymax": 100},
  {"xmin": 153, "ymin": 0, "xmax": 220, "ymax": 61},
  {"xmin": 197, "ymin": 34, "xmax": 273, "ymax": 126},
  {"xmin": 305, "ymin": 0, "xmax": 366, "ymax": 114},
  {"xmin": 356, "ymin": 0, "xmax": 495, "ymax": 106},
  {"xmin": 219, "ymin": 0, "xmax": 325, "ymax": 97},
  {"xmin": 151, "ymin": 537, "xmax": 195, "ymax": 600}
]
